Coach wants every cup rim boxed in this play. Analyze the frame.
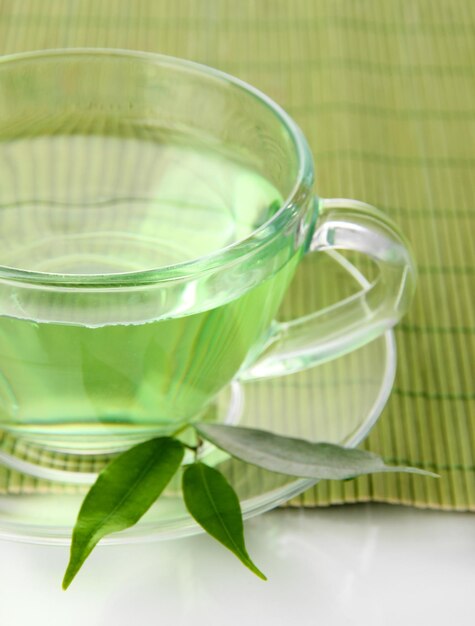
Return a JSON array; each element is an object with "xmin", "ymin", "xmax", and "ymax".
[{"xmin": 0, "ymin": 48, "xmax": 314, "ymax": 287}]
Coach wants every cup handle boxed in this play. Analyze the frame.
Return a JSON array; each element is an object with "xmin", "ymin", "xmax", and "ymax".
[{"xmin": 240, "ymin": 198, "xmax": 416, "ymax": 380}]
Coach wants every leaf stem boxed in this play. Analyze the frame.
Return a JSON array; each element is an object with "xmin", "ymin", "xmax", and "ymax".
[{"xmin": 194, "ymin": 436, "xmax": 203, "ymax": 461}]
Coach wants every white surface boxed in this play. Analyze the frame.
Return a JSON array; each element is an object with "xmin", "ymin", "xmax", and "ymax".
[{"xmin": 0, "ymin": 504, "xmax": 473, "ymax": 626}]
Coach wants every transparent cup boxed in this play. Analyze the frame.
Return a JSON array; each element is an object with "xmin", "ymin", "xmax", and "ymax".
[{"xmin": 0, "ymin": 49, "xmax": 415, "ymax": 461}]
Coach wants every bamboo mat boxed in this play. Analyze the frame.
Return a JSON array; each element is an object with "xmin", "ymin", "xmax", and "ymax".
[{"xmin": 0, "ymin": 0, "xmax": 473, "ymax": 511}]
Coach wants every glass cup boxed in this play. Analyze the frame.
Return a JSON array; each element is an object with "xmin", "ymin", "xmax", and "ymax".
[{"xmin": 0, "ymin": 49, "xmax": 415, "ymax": 461}]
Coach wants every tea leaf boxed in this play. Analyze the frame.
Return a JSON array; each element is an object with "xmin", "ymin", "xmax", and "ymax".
[
  {"xmin": 196, "ymin": 424, "xmax": 438, "ymax": 480},
  {"xmin": 182, "ymin": 462, "xmax": 266, "ymax": 580},
  {"xmin": 63, "ymin": 437, "xmax": 184, "ymax": 589}
]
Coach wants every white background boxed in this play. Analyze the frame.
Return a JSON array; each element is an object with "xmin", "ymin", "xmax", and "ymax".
[{"xmin": 0, "ymin": 504, "xmax": 473, "ymax": 625}]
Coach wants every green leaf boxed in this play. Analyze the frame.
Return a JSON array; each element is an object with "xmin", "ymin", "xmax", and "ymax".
[
  {"xmin": 63, "ymin": 437, "xmax": 184, "ymax": 589},
  {"xmin": 182, "ymin": 462, "xmax": 266, "ymax": 580},
  {"xmin": 196, "ymin": 424, "xmax": 438, "ymax": 480}
]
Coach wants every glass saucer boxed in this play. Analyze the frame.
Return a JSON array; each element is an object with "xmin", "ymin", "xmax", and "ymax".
[{"xmin": 0, "ymin": 251, "xmax": 396, "ymax": 544}]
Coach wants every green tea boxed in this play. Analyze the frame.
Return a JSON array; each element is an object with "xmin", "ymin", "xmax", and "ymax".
[{"xmin": 0, "ymin": 135, "xmax": 298, "ymax": 452}]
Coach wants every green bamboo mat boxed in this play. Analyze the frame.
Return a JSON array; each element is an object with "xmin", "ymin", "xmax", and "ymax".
[{"xmin": 0, "ymin": 0, "xmax": 473, "ymax": 511}]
